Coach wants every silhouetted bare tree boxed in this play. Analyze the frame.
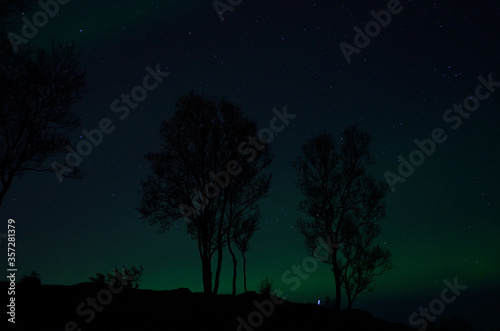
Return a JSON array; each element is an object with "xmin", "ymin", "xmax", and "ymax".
[
  {"xmin": 214, "ymin": 163, "xmax": 270, "ymax": 296},
  {"xmin": 293, "ymin": 126, "xmax": 390, "ymax": 309},
  {"xmin": 225, "ymin": 177, "xmax": 267, "ymax": 295},
  {"xmin": 340, "ymin": 232, "xmax": 392, "ymax": 308},
  {"xmin": 138, "ymin": 91, "xmax": 271, "ymax": 294},
  {"xmin": 234, "ymin": 211, "xmax": 259, "ymax": 293},
  {"xmin": 0, "ymin": 3, "xmax": 86, "ymax": 207},
  {"xmin": 225, "ymin": 171, "xmax": 271, "ymax": 295}
]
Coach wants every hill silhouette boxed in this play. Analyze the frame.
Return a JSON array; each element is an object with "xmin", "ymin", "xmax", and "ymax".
[{"xmin": 3, "ymin": 281, "xmax": 414, "ymax": 331}]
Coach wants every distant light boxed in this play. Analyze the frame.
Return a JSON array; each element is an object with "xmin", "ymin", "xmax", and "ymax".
[{"xmin": 318, "ymin": 299, "xmax": 321, "ymax": 305}]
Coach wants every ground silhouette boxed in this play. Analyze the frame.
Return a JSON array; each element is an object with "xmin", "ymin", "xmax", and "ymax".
[{"xmin": 3, "ymin": 280, "xmax": 417, "ymax": 330}]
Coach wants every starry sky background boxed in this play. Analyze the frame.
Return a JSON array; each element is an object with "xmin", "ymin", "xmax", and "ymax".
[{"xmin": 1, "ymin": 0, "xmax": 500, "ymax": 329}]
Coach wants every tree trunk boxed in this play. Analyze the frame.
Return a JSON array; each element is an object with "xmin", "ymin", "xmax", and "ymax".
[
  {"xmin": 347, "ymin": 298, "xmax": 353, "ymax": 309},
  {"xmin": 212, "ymin": 201, "xmax": 228, "ymax": 295},
  {"xmin": 227, "ymin": 240, "xmax": 237, "ymax": 295},
  {"xmin": 242, "ymin": 254, "xmax": 247, "ymax": 293},
  {"xmin": 200, "ymin": 221, "xmax": 213, "ymax": 295},
  {"xmin": 212, "ymin": 245, "xmax": 223, "ymax": 294},
  {"xmin": 332, "ymin": 248, "xmax": 341, "ymax": 310},
  {"xmin": 201, "ymin": 254, "xmax": 212, "ymax": 294}
]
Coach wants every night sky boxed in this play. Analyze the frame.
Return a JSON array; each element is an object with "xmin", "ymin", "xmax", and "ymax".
[{"xmin": 2, "ymin": 0, "xmax": 500, "ymax": 329}]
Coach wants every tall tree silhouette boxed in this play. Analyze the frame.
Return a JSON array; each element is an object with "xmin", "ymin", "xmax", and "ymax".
[
  {"xmin": 211, "ymin": 166, "xmax": 269, "ymax": 296},
  {"xmin": 293, "ymin": 126, "xmax": 390, "ymax": 309},
  {"xmin": 138, "ymin": 92, "xmax": 271, "ymax": 294},
  {"xmin": 234, "ymin": 210, "xmax": 259, "ymax": 293},
  {"xmin": 0, "ymin": 3, "xmax": 87, "ymax": 207},
  {"xmin": 224, "ymin": 176, "xmax": 267, "ymax": 295}
]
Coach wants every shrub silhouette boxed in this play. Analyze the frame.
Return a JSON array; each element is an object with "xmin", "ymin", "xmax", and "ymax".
[
  {"xmin": 88, "ymin": 272, "xmax": 106, "ymax": 285},
  {"xmin": 258, "ymin": 277, "xmax": 274, "ymax": 297},
  {"xmin": 321, "ymin": 295, "xmax": 336, "ymax": 308},
  {"xmin": 89, "ymin": 265, "xmax": 143, "ymax": 289},
  {"xmin": 19, "ymin": 270, "xmax": 41, "ymax": 290}
]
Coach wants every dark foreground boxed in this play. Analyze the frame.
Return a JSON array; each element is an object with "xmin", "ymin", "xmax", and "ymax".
[{"xmin": 3, "ymin": 281, "xmax": 415, "ymax": 331}]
